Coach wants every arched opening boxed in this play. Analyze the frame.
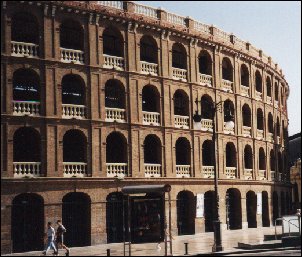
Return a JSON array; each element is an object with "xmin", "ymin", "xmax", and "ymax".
[
  {"xmin": 172, "ymin": 43, "xmax": 187, "ymax": 69},
  {"xmin": 244, "ymin": 145, "xmax": 253, "ymax": 169},
  {"xmin": 144, "ymin": 135, "xmax": 162, "ymax": 164},
  {"xmin": 242, "ymin": 104, "xmax": 251, "ymax": 127},
  {"xmin": 202, "ymin": 140, "xmax": 214, "ymax": 166},
  {"xmin": 204, "ymin": 191, "xmax": 215, "ymax": 232},
  {"xmin": 175, "ymin": 137, "xmax": 191, "ymax": 165},
  {"xmin": 277, "ymin": 118, "xmax": 280, "ymax": 137},
  {"xmin": 12, "ymin": 193, "xmax": 44, "ymax": 253},
  {"xmin": 262, "ymin": 191, "xmax": 270, "ymax": 227},
  {"xmin": 268, "ymin": 113, "xmax": 274, "ymax": 133},
  {"xmin": 62, "ymin": 192, "xmax": 91, "ymax": 247},
  {"xmin": 226, "ymin": 188, "xmax": 242, "ymax": 230},
  {"xmin": 103, "ymin": 27, "xmax": 123, "ymax": 57},
  {"xmin": 177, "ymin": 191, "xmax": 195, "ymax": 235},
  {"xmin": 278, "ymin": 152, "xmax": 283, "ymax": 174},
  {"xmin": 259, "ymin": 147, "xmax": 266, "ymax": 171},
  {"xmin": 275, "ymin": 82, "xmax": 279, "ymax": 102},
  {"xmin": 198, "ymin": 50, "xmax": 212, "ymax": 75},
  {"xmin": 272, "ymin": 192, "xmax": 279, "ymax": 223},
  {"xmin": 286, "ymin": 192, "xmax": 291, "ymax": 215},
  {"xmin": 200, "ymin": 95, "xmax": 213, "ymax": 120},
  {"xmin": 257, "ymin": 108, "xmax": 264, "ymax": 130},
  {"xmin": 266, "ymin": 77, "xmax": 272, "ymax": 97},
  {"xmin": 60, "ymin": 19, "xmax": 84, "ymax": 50},
  {"xmin": 281, "ymin": 192, "xmax": 286, "ymax": 216},
  {"xmin": 174, "ymin": 90, "xmax": 189, "ymax": 116},
  {"xmin": 222, "ymin": 57, "xmax": 233, "ymax": 81},
  {"xmin": 240, "ymin": 64, "xmax": 249, "ymax": 87},
  {"xmin": 63, "ymin": 130, "xmax": 86, "ymax": 162},
  {"xmin": 62, "ymin": 74, "xmax": 85, "ymax": 105},
  {"xmin": 105, "ymin": 79, "xmax": 125, "ymax": 109},
  {"xmin": 255, "ymin": 70, "xmax": 262, "ymax": 93},
  {"xmin": 270, "ymin": 150, "xmax": 275, "ymax": 172},
  {"xmin": 106, "ymin": 132, "xmax": 127, "ymax": 163},
  {"xmin": 226, "ymin": 142, "xmax": 236, "ymax": 167},
  {"xmin": 224, "ymin": 100, "xmax": 235, "ymax": 123},
  {"xmin": 142, "ymin": 85, "xmax": 160, "ymax": 113},
  {"xmin": 246, "ymin": 191, "xmax": 257, "ymax": 228},
  {"xmin": 140, "ymin": 35, "xmax": 158, "ymax": 64}
]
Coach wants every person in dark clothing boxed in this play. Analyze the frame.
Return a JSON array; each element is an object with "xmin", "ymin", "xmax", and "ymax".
[{"xmin": 56, "ymin": 220, "xmax": 70, "ymax": 256}]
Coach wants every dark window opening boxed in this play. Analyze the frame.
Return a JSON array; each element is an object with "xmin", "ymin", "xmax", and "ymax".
[
  {"xmin": 176, "ymin": 138, "xmax": 191, "ymax": 165},
  {"xmin": 60, "ymin": 19, "xmax": 84, "ymax": 50},
  {"xmin": 240, "ymin": 65, "xmax": 249, "ymax": 87},
  {"xmin": 259, "ymin": 148, "xmax": 266, "ymax": 170},
  {"xmin": 106, "ymin": 132, "xmax": 127, "ymax": 163},
  {"xmin": 174, "ymin": 90, "xmax": 189, "ymax": 116},
  {"xmin": 244, "ymin": 145, "xmax": 253, "ymax": 169},
  {"xmin": 103, "ymin": 28, "xmax": 123, "ymax": 57},
  {"xmin": 142, "ymin": 86, "xmax": 159, "ymax": 112},
  {"xmin": 62, "ymin": 75, "xmax": 85, "ymax": 105},
  {"xmin": 226, "ymin": 143, "xmax": 236, "ymax": 167},
  {"xmin": 200, "ymin": 95, "xmax": 213, "ymax": 119},
  {"xmin": 140, "ymin": 36, "xmax": 157, "ymax": 63},
  {"xmin": 105, "ymin": 80, "xmax": 125, "ymax": 109},
  {"xmin": 257, "ymin": 109, "xmax": 264, "ymax": 130},
  {"xmin": 199, "ymin": 52, "xmax": 212, "ymax": 75},
  {"xmin": 63, "ymin": 130, "xmax": 86, "ymax": 162},
  {"xmin": 144, "ymin": 135, "xmax": 161, "ymax": 164},
  {"xmin": 177, "ymin": 191, "xmax": 195, "ymax": 235},
  {"xmin": 222, "ymin": 58, "xmax": 233, "ymax": 81},
  {"xmin": 266, "ymin": 77, "xmax": 272, "ymax": 97},
  {"xmin": 242, "ymin": 105, "xmax": 251, "ymax": 127},
  {"xmin": 172, "ymin": 43, "xmax": 186, "ymax": 69},
  {"xmin": 202, "ymin": 140, "xmax": 214, "ymax": 166}
]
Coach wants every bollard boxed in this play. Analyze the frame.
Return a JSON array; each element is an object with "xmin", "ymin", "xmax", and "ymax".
[
  {"xmin": 107, "ymin": 249, "xmax": 110, "ymax": 256},
  {"xmin": 184, "ymin": 242, "xmax": 189, "ymax": 255}
]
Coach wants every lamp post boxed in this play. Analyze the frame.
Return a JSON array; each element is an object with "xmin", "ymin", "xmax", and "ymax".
[{"xmin": 193, "ymin": 98, "xmax": 234, "ymax": 252}]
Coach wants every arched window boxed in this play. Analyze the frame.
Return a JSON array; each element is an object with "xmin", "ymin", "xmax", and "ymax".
[
  {"xmin": 106, "ymin": 132, "xmax": 127, "ymax": 163},
  {"xmin": 140, "ymin": 35, "xmax": 158, "ymax": 64},
  {"xmin": 103, "ymin": 27, "xmax": 123, "ymax": 57},
  {"xmin": 142, "ymin": 85, "xmax": 160, "ymax": 113},
  {"xmin": 222, "ymin": 57, "xmax": 233, "ymax": 81},
  {"xmin": 60, "ymin": 19, "xmax": 84, "ymax": 50},
  {"xmin": 202, "ymin": 140, "xmax": 214, "ymax": 166},
  {"xmin": 144, "ymin": 135, "xmax": 162, "ymax": 164},
  {"xmin": 246, "ymin": 191, "xmax": 257, "ymax": 228},
  {"xmin": 226, "ymin": 142, "xmax": 236, "ymax": 167},
  {"xmin": 63, "ymin": 130, "xmax": 86, "ymax": 162},
  {"xmin": 174, "ymin": 90, "xmax": 189, "ymax": 116},
  {"xmin": 172, "ymin": 43, "xmax": 187, "ymax": 69},
  {"xmin": 175, "ymin": 138, "xmax": 191, "ymax": 165},
  {"xmin": 226, "ymin": 188, "xmax": 242, "ymax": 230},
  {"xmin": 62, "ymin": 74, "xmax": 85, "ymax": 105},
  {"xmin": 275, "ymin": 82, "xmax": 279, "ymax": 101},
  {"xmin": 259, "ymin": 147, "xmax": 266, "ymax": 171},
  {"xmin": 244, "ymin": 145, "xmax": 253, "ymax": 169},
  {"xmin": 270, "ymin": 150, "xmax": 275, "ymax": 171},
  {"xmin": 242, "ymin": 104, "xmax": 251, "ymax": 127},
  {"xmin": 199, "ymin": 51, "xmax": 212, "ymax": 75},
  {"xmin": 257, "ymin": 108, "xmax": 264, "ymax": 130},
  {"xmin": 255, "ymin": 71, "xmax": 262, "ymax": 92},
  {"xmin": 224, "ymin": 100, "xmax": 235, "ymax": 123},
  {"xmin": 240, "ymin": 64, "xmax": 249, "ymax": 87},
  {"xmin": 105, "ymin": 79, "xmax": 125, "ymax": 109},
  {"xmin": 268, "ymin": 113, "xmax": 273, "ymax": 133},
  {"xmin": 200, "ymin": 95, "xmax": 213, "ymax": 119},
  {"xmin": 277, "ymin": 117, "xmax": 280, "ymax": 136},
  {"xmin": 177, "ymin": 191, "xmax": 195, "ymax": 235},
  {"xmin": 266, "ymin": 77, "xmax": 272, "ymax": 97}
]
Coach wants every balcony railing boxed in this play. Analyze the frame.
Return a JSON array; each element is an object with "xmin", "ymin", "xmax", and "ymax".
[
  {"xmin": 134, "ymin": 3, "xmax": 158, "ymax": 19},
  {"xmin": 174, "ymin": 115, "xmax": 189, "ymax": 129},
  {"xmin": 268, "ymin": 132, "xmax": 274, "ymax": 143},
  {"xmin": 256, "ymin": 129, "xmax": 264, "ymax": 139},
  {"xmin": 274, "ymin": 100, "xmax": 279, "ymax": 108},
  {"xmin": 144, "ymin": 164, "xmax": 161, "ymax": 178},
  {"xmin": 242, "ymin": 126, "xmax": 251, "ymax": 137},
  {"xmin": 13, "ymin": 162, "xmax": 41, "ymax": 178},
  {"xmin": 244, "ymin": 169, "xmax": 253, "ymax": 180},
  {"xmin": 62, "ymin": 104, "xmax": 86, "ymax": 119},
  {"xmin": 259, "ymin": 170, "xmax": 266, "ymax": 179},
  {"xmin": 60, "ymin": 48, "xmax": 84, "ymax": 64},
  {"xmin": 11, "ymin": 41, "xmax": 39, "ymax": 58},
  {"xmin": 13, "ymin": 101, "xmax": 40, "ymax": 116},
  {"xmin": 201, "ymin": 119, "xmax": 213, "ymax": 131},
  {"xmin": 240, "ymin": 85, "xmax": 249, "ymax": 97},
  {"xmin": 97, "ymin": 1, "xmax": 124, "ymax": 10},
  {"xmin": 172, "ymin": 67, "xmax": 187, "ymax": 81},
  {"xmin": 142, "ymin": 111, "xmax": 160, "ymax": 126},
  {"xmin": 63, "ymin": 162, "xmax": 87, "ymax": 177},
  {"xmin": 222, "ymin": 79, "xmax": 233, "ymax": 92},
  {"xmin": 103, "ymin": 54, "xmax": 124, "ymax": 70},
  {"xmin": 167, "ymin": 13, "xmax": 186, "ymax": 26},
  {"xmin": 106, "ymin": 163, "xmax": 128, "ymax": 177},
  {"xmin": 176, "ymin": 165, "xmax": 191, "ymax": 178},
  {"xmin": 105, "ymin": 107, "xmax": 126, "ymax": 122},
  {"xmin": 225, "ymin": 167, "xmax": 236, "ymax": 179},
  {"xmin": 255, "ymin": 91, "xmax": 262, "ymax": 101},
  {"xmin": 202, "ymin": 166, "xmax": 214, "ymax": 178},
  {"xmin": 199, "ymin": 74, "xmax": 212, "ymax": 87},
  {"xmin": 224, "ymin": 122, "xmax": 235, "ymax": 134},
  {"xmin": 266, "ymin": 96, "xmax": 272, "ymax": 104},
  {"xmin": 140, "ymin": 61, "xmax": 158, "ymax": 75}
]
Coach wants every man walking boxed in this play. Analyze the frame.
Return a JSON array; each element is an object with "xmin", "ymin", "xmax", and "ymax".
[
  {"xmin": 56, "ymin": 220, "xmax": 70, "ymax": 256},
  {"xmin": 42, "ymin": 222, "xmax": 57, "ymax": 256}
]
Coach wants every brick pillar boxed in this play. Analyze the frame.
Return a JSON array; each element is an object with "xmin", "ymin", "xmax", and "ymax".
[
  {"xmin": 3, "ymin": 10, "xmax": 11, "ymax": 56},
  {"xmin": 91, "ymin": 127, "xmax": 100, "ymax": 177},
  {"xmin": 164, "ymin": 133, "xmax": 174, "ymax": 178},
  {"xmin": 131, "ymin": 129, "xmax": 142, "ymax": 178},
  {"xmin": 241, "ymin": 196, "xmax": 248, "ymax": 229},
  {"xmin": 88, "ymin": 22, "xmax": 97, "ymax": 66},
  {"xmin": 43, "ymin": 9, "xmax": 53, "ymax": 59},
  {"xmin": 46, "ymin": 125, "xmax": 57, "ymax": 177}
]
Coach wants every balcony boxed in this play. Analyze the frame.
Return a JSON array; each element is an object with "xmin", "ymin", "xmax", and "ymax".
[
  {"xmin": 201, "ymin": 119, "xmax": 213, "ymax": 131},
  {"xmin": 242, "ymin": 126, "xmax": 251, "ymax": 137},
  {"xmin": 274, "ymin": 100, "xmax": 279, "ymax": 108},
  {"xmin": 202, "ymin": 166, "xmax": 214, "ymax": 178},
  {"xmin": 266, "ymin": 96, "xmax": 272, "ymax": 104},
  {"xmin": 256, "ymin": 129, "xmax": 264, "ymax": 140},
  {"xmin": 244, "ymin": 169, "xmax": 253, "ymax": 180},
  {"xmin": 176, "ymin": 165, "xmax": 191, "ymax": 178},
  {"xmin": 105, "ymin": 108, "xmax": 126, "ymax": 123},
  {"xmin": 222, "ymin": 79, "xmax": 233, "ymax": 92},
  {"xmin": 255, "ymin": 91, "xmax": 262, "ymax": 101},
  {"xmin": 140, "ymin": 61, "xmax": 158, "ymax": 76},
  {"xmin": 63, "ymin": 162, "xmax": 87, "ymax": 177},
  {"xmin": 240, "ymin": 85, "xmax": 249, "ymax": 97},
  {"xmin": 225, "ymin": 167, "xmax": 236, "ymax": 179},
  {"xmin": 60, "ymin": 48, "xmax": 84, "ymax": 64},
  {"xmin": 172, "ymin": 67, "xmax": 187, "ymax": 81},
  {"xmin": 199, "ymin": 74, "xmax": 212, "ymax": 87},
  {"xmin": 103, "ymin": 54, "xmax": 124, "ymax": 70},
  {"xmin": 13, "ymin": 101, "xmax": 40, "ymax": 116},
  {"xmin": 259, "ymin": 170, "xmax": 266, "ymax": 180},
  {"xmin": 13, "ymin": 162, "xmax": 41, "ymax": 178},
  {"xmin": 106, "ymin": 163, "xmax": 128, "ymax": 178},
  {"xmin": 11, "ymin": 41, "xmax": 39, "ymax": 58},
  {"xmin": 144, "ymin": 164, "xmax": 161, "ymax": 178},
  {"xmin": 224, "ymin": 122, "xmax": 235, "ymax": 134},
  {"xmin": 62, "ymin": 104, "xmax": 86, "ymax": 119},
  {"xmin": 268, "ymin": 132, "xmax": 274, "ymax": 143},
  {"xmin": 142, "ymin": 111, "xmax": 160, "ymax": 126},
  {"xmin": 174, "ymin": 115, "xmax": 189, "ymax": 129}
]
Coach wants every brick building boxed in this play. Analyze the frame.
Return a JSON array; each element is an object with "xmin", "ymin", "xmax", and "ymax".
[{"xmin": 1, "ymin": 1, "xmax": 292, "ymax": 254}]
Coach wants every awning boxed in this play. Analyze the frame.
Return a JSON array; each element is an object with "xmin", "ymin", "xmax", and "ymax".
[{"xmin": 121, "ymin": 184, "xmax": 171, "ymax": 195}]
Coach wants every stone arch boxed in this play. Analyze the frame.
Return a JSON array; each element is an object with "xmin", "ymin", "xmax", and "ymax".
[
  {"xmin": 198, "ymin": 50, "xmax": 212, "ymax": 75},
  {"xmin": 177, "ymin": 190, "xmax": 195, "ymax": 235},
  {"xmin": 61, "ymin": 74, "xmax": 86, "ymax": 105},
  {"xmin": 144, "ymin": 134, "xmax": 162, "ymax": 164},
  {"xmin": 140, "ymin": 35, "xmax": 158, "ymax": 63},
  {"xmin": 63, "ymin": 129, "xmax": 87, "ymax": 162},
  {"xmin": 175, "ymin": 137, "xmax": 191, "ymax": 165},
  {"xmin": 246, "ymin": 191, "xmax": 257, "ymax": 228},
  {"xmin": 105, "ymin": 79, "xmax": 126, "ymax": 109},
  {"xmin": 142, "ymin": 84, "xmax": 160, "ymax": 113},
  {"xmin": 173, "ymin": 89, "xmax": 189, "ymax": 116},
  {"xmin": 240, "ymin": 64, "xmax": 249, "ymax": 87},
  {"xmin": 257, "ymin": 108, "xmax": 264, "ymax": 130},
  {"xmin": 242, "ymin": 104, "xmax": 251, "ymax": 127},
  {"xmin": 226, "ymin": 188, "xmax": 242, "ymax": 230},
  {"xmin": 60, "ymin": 18, "xmax": 84, "ymax": 50},
  {"xmin": 222, "ymin": 57, "xmax": 233, "ymax": 81},
  {"xmin": 172, "ymin": 43, "xmax": 187, "ymax": 69},
  {"xmin": 103, "ymin": 26, "xmax": 124, "ymax": 57},
  {"xmin": 106, "ymin": 132, "xmax": 128, "ymax": 163},
  {"xmin": 255, "ymin": 70, "xmax": 262, "ymax": 93},
  {"xmin": 262, "ymin": 191, "xmax": 270, "ymax": 227}
]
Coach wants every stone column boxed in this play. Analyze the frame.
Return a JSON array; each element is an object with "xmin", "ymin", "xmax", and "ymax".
[{"xmin": 241, "ymin": 196, "xmax": 248, "ymax": 229}]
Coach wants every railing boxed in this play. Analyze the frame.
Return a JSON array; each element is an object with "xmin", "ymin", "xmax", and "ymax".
[
  {"xmin": 172, "ymin": 67, "xmax": 187, "ymax": 81},
  {"xmin": 143, "ymin": 111, "xmax": 160, "ymax": 126},
  {"xmin": 105, "ymin": 107, "xmax": 126, "ymax": 122},
  {"xmin": 201, "ymin": 119, "xmax": 213, "ymax": 131},
  {"xmin": 222, "ymin": 79, "xmax": 233, "ymax": 92},
  {"xmin": 97, "ymin": 1, "xmax": 123, "ymax": 10},
  {"xmin": 244, "ymin": 169, "xmax": 253, "ymax": 180},
  {"xmin": 174, "ymin": 115, "xmax": 189, "ymax": 129},
  {"xmin": 236, "ymin": 37, "xmax": 247, "ymax": 51},
  {"xmin": 242, "ymin": 126, "xmax": 251, "ymax": 137},
  {"xmin": 63, "ymin": 162, "xmax": 87, "ymax": 177},
  {"xmin": 103, "ymin": 54, "xmax": 124, "ymax": 70},
  {"xmin": 268, "ymin": 132, "xmax": 274, "ymax": 142},
  {"xmin": 176, "ymin": 165, "xmax": 191, "ymax": 178},
  {"xmin": 144, "ymin": 164, "xmax": 161, "ymax": 178},
  {"xmin": 11, "ymin": 41, "xmax": 39, "ymax": 58},
  {"xmin": 225, "ymin": 167, "xmax": 237, "ymax": 179},
  {"xmin": 194, "ymin": 21, "xmax": 211, "ymax": 34},
  {"xmin": 257, "ymin": 129, "xmax": 264, "ymax": 139},
  {"xmin": 13, "ymin": 162, "xmax": 41, "ymax": 178},
  {"xmin": 259, "ymin": 170, "xmax": 266, "ymax": 179},
  {"xmin": 140, "ymin": 61, "xmax": 158, "ymax": 75},
  {"xmin": 13, "ymin": 101, "xmax": 40, "ymax": 116},
  {"xmin": 167, "ymin": 12, "xmax": 186, "ymax": 26},
  {"xmin": 255, "ymin": 91, "xmax": 262, "ymax": 100},
  {"xmin": 215, "ymin": 28, "xmax": 230, "ymax": 42},
  {"xmin": 240, "ymin": 85, "xmax": 249, "ymax": 97},
  {"xmin": 267, "ymin": 96, "xmax": 272, "ymax": 104},
  {"xmin": 134, "ymin": 3, "xmax": 158, "ymax": 18},
  {"xmin": 60, "ymin": 48, "xmax": 84, "ymax": 64},
  {"xmin": 62, "ymin": 104, "xmax": 86, "ymax": 119},
  {"xmin": 271, "ymin": 171, "xmax": 276, "ymax": 181},
  {"xmin": 224, "ymin": 122, "xmax": 235, "ymax": 134},
  {"xmin": 202, "ymin": 166, "xmax": 214, "ymax": 178},
  {"xmin": 106, "ymin": 163, "xmax": 128, "ymax": 177},
  {"xmin": 274, "ymin": 100, "xmax": 279, "ymax": 108},
  {"xmin": 199, "ymin": 74, "xmax": 212, "ymax": 86}
]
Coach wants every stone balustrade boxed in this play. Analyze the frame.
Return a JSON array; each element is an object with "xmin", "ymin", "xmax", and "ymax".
[
  {"xmin": 271, "ymin": 171, "xmax": 276, "ymax": 181},
  {"xmin": 105, "ymin": 107, "xmax": 126, "ymax": 122},
  {"xmin": 244, "ymin": 169, "xmax": 253, "ymax": 180},
  {"xmin": 106, "ymin": 163, "xmax": 128, "ymax": 177},
  {"xmin": 259, "ymin": 170, "xmax": 266, "ymax": 179},
  {"xmin": 97, "ymin": 1, "xmax": 123, "ymax": 9},
  {"xmin": 255, "ymin": 91, "xmax": 262, "ymax": 100},
  {"xmin": 202, "ymin": 166, "xmax": 214, "ymax": 178},
  {"xmin": 194, "ymin": 21, "xmax": 211, "ymax": 34},
  {"xmin": 11, "ymin": 41, "xmax": 39, "ymax": 58},
  {"xmin": 60, "ymin": 48, "xmax": 84, "ymax": 64},
  {"xmin": 176, "ymin": 165, "xmax": 191, "ymax": 178},
  {"xmin": 167, "ymin": 12, "xmax": 186, "ymax": 26},
  {"xmin": 225, "ymin": 167, "xmax": 236, "ymax": 179},
  {"xmin": 13, "ymin": 101, "xmax": 40, "ymax": 116},
  {"xmin": 13, "ymin": 162, "xmax": 41, "ymax": 178},
  {"xmin": 199, "ymin": 74, "xmax": 212, "ymax": 87},
  {"xmin": 103, "ymin": 54, "xmax": 124, "ymax": 70},
  {"xmin": 224, "ymin": 122, "xmax": 235, "ymax": 134},
  {"xmin": 222, "ymin": 79, "xmax": 233, "ymax": 92},
  {"xmin": 63, "ymin": 162, "xmax": 87, "ymax": 177},
  {"xmin": 174, "ymin": 115, "xmax": 189, "ymax": 129},
  {"xmin": 268, "ymin": 132, "xmax": 274, "ymax": 143},
  {"xmin": 201, "ymin": 119, "xmax": 213, "ymax": 131},
  {"xmin": 242, "ymin": 126, "xmax": 251, "ymax": 137},
  {"xmin": 267, "ymin": 96, "xmax": 272, "ymax": 104},
  {"xmin": 140, "ymin": 61, "xmax": 158, "ymax": 75},
  {"xmin": 62, "ymin": 104, "xmax": 86, "ymax": 119},
  {"xmin": 240, "ymin": 85, "xmax": 249, "ymax": 97},
  {"xmin": 257, "ymin": 129, "xmax": 264, "ymax": 139},
  {"xmin": 134, "ymin": 3, "xmax": 158, "ymax": 18},
  {"xmin": 144, "ymin": 164, "xmax": 161, "ymax": 178},
  {"xmin": 172, "ymin": 67, "xmax": 187, "ymax": 81},
  {"xmin": 142, "ymin": 111, "xmax": 160, "ymax": 126}
]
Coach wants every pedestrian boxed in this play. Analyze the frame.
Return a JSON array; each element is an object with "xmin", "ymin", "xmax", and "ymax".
[
  {"xmin": 42, "ymin": 222, "xmax": 57, "ymax": 256},
  {"xmin": 56, "ymin": 220, "xmax": 70, "ymax": 256}
]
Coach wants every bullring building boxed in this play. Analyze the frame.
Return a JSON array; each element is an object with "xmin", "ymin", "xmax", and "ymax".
[{"xmin": 1, "ymin": 1, "xmax": 292, "ymax": 254}]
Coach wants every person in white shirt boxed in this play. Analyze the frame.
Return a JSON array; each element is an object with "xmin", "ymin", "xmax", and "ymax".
[{"xmin": 42, "ymin": 222, "xmax": 57, "ymax": 256}]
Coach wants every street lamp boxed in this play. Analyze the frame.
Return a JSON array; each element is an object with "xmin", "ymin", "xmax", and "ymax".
[{"xmin": 193, "ymin": 98, "xmax": 234, "ymax": 252}]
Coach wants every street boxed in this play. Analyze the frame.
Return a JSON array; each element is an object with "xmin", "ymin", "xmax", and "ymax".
[{"xmin": 230, "ymin": 249, "xmax": 301, "ymax": 256}]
